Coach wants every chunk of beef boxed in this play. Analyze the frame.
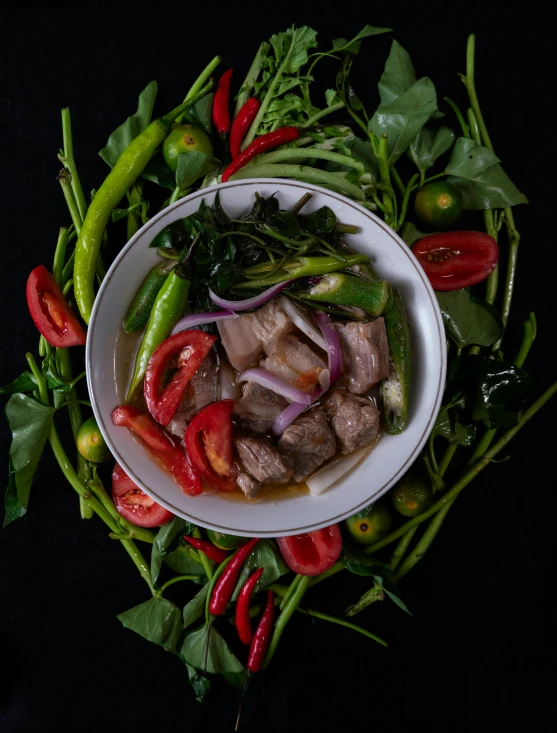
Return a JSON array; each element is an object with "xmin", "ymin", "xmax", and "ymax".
[
  {"xmin": 166, "ymin": 350, "xmax": 218, "ymax": 438},
  {"xmin": 277, "ymin": 407, "xmax": 336, "ymax": 482},
  {"xmin": 236, "ymin": 472, "xmax": 261, "ymax": 500},
  {"xmin": 234, "ymin": 435, "xmax": 293, "ymax": 484},
  {"xmin": 234, "ymin": 381, "xmax": 288, "ymax": 433},
  {"xmin": 325, "ymin": 390, "xmax": 380, "ymax": 454},
  {"xmin": 334, "ymin": 318, "xmax": 389, "ymax": 394},
  {"xmin": 218, "ymin": 299, "xmax": 291, "ymax": 372},
  {"xmin": 260, "ymin": 334, "xmax": 326, "ymax": 392}
]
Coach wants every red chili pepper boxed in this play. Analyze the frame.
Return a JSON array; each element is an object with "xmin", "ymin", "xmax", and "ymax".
[
  {"xmin": 209, "ymin": 537, "xmax": 259, "ymax": 616},
  {"xmin": 247, "ymin": 590, "xmax": 275, "ymax": 673},
  {"xmin": 235, "ymin": 567, "xmax": 264, "ymax": 644},
  {"xmin": 144, "ymin": 329, "xmax": 216, "ymax": 426},
  {"xmin": 221, "ymin": 127, "xmax": 300, "ymax": 183},
  {"xmin": 212, "ymin": 68, "xmax": 233, "ymax": 137},
  {"xmin": 183, "ymin": 535, "xmax": 229, "ymax": 563},
  {"xmin": 229, "ymin": 97, "xmax": 261, "ymax": 159}
]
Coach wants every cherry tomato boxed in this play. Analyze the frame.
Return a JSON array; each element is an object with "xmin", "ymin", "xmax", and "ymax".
[
  {"xmin": 276, "ymin": 524, "xmax": 342, "ymax": 576},
  {"xmin": 185, "ymin": 400, "xmax": 235, "ymax": 491},
  {"xmin": 111, "ymin": 463, "xmax": 173, "ymax": 527},
  {"xmin": 112, "ymin": 405, "xmax": 202, "ymax": 496},
  {"xmin": 144, "ymin": 330, "xmax": 217, "ymax": 425},
  {"xmin": 26, "ymin": 265, "xmax": 86, "ymax": 347},
  {"xmin": 412, "ymin": 231, "xmax": 498, "ymax": 291}
]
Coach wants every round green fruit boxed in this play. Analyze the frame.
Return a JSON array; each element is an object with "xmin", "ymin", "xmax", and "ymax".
[
  {"xmin": 162, "ymin": 124, "xmax": 213, "ymax": 172},
  {"xmin": 391, "ymin": 475, "xmax": 433, "ymax": 517},
  {"xmin": 414, "ymin": 180, "xmax": 462, "ymax": 228},
  {"xmin": 344, "ymin": 503, "xmax": 392, "ymax": 545},
  {"xmin": 77, "ymin": 417, "xmax": 111, "ymax": 463}
]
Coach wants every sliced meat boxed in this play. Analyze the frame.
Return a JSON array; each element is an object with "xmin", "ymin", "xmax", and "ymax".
[
  {"xmin": 234, "ymin": 381, "xmax": 288, "ymax": 433},
  {"xmin": 334, "ymin": 318, "xmax": 390, "ymax": 394},
  {"xmin": 261, "ymin": 334, "xmax": 326, "ymax": 392},
  {"xmin": 165, "ymin": 350, "xmax": 218, "ymax": 438},
  {"xmin": 277, "ymin": 407, "xmax": 336, "ymax": 482},
  {"xmin": 234, "ymin": 435, "xmax": 293, "ymax": 484},
  {"xmin": 218, "ymin": 299, "xmax": 291, "ymax": 372},
  {"xmin": 236, "ymin": 472, "xmax": 261, "ymax": 500},
  {"xmin": 325, "ymin": 389, "xmax": 380, "ymax": 454}
]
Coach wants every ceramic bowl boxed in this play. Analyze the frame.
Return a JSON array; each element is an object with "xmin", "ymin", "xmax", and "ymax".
[{"xmin": 87, "ymin": 179, "xmax": 446, "ymax": 537}]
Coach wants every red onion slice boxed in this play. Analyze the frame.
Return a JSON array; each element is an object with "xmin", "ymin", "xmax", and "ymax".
[
  {"xmin": 209, "ymin": 282, "xmax": 292, "ymax": 311},
  {"xmin": 279, "ymin": 296, "xmax": 327, "ymax": 350},
  {"xmin": 314, "ymin": 311, "xmax": 342, "ymax": 386},
  {"xmin": 237, "ymin": 368, "xmax": 312, "ymax": 406},
  {"xmin": 171, "ymin": 310, "xmax": 238, "ymax": 335},
  {"xmin": 272, "ymin": 368, "xmax": 331, "ymax": 436}
]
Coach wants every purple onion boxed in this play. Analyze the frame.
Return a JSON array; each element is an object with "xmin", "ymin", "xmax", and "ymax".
[
  {"xmin": 209, "ymin": 282, "xmax": 292, "ymax": 312},
  {"xmin": 237, "ymin": 368, "xmax": 312, "ymax": 406},
  {"xmin": 171, "ymin": 310, "xmax": 238, "ymax": 335},
  {"xmin": 314, "ymin": 311, "xmax": 342, "ymax": 386}
]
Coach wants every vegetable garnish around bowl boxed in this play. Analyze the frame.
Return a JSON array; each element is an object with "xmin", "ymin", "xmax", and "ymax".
[{"xmin": 113, "ymin": 191, "xmax": 408, "ymax": 502}]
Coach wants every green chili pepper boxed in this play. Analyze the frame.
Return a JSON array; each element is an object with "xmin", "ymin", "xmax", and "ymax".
[
  {"xmin": 382, "ymin": 289, "xmax": 411, "ymax": 434},
  {"xmin": 126, "ymin": 263, "xmax": 191, "ymax": 400},
  {"xmin": 123, "ymin": 261, "xmax": 171, "ymax": 334},
  {"xmin": 73, "ymin": 85, "xmax": 212, "ymax": 325},
  {"xmin": 300, "ymin": 273, "xmax": 392, "ymax": 316},
  {"xmin": 235, "ymin": 253, "xmax": 369, "ymax": 289}
]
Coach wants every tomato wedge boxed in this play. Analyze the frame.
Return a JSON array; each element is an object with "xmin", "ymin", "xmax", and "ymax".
[
  {"xmin": 111, "ymin": 462, "xmax": 174, "ymax": 527},
  {"xmin": 112, "ymin": 405, "xmax": 202, "ymax": 496},
  {"xmin": 276, "ymin": 524, "xmax": 342, "ymax": 576},
  {"xmin": 412, "ymin": 231, "xmax": 498, "ymax": 291},
  {"xmin": 26, "ymin": 265, "xmax": 86, "ymax": 347},
  {"xmin": 185, "ymin": 400, "xmax": 236, "ymax": 491},
  {"xmin": 144, "ymin": 330, "xmax": 217, "ymax": 425}
]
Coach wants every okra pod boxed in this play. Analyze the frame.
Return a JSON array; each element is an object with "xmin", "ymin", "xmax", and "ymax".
[
  {"xmin": 301, "ymin": 273, "xmax": 392, "ymax": 316},
  {"xmin": 382, "ymin": 289, "xmax": 411, "ymax": 434}
]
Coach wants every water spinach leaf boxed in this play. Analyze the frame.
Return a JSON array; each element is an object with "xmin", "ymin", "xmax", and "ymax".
[
  {"xmin": 117, "ymin": 596, "xmax": 183, "ymax": 653},
  {"xmin": 409, "ymin": 125, "xmax": 455, "ymax": 175},
  {"xmin": 331, "ymin": 25, "xmax": 392, "ymax": 56},
  {"xmin": 433, "ymin": 399, "xmax": 476, "ymax": 446},
  {"xmin": 183, "ymin": 584, "xmax": 209, "ymax": 629},
  {"xmin": 342, "ymin": 546, "xmax": 410, "ymax": 614},
  {"xmin": 0, "ymin": 372, "xmax": 37, "ymax": 395},
  {"xmin": 231, "ymin": 539, "xmax": 289, "ymax": 601},
  {"xmin": 436, "ymin": 289, "xmax": 501, "ymax": 348},
  {"xmin": 377, "ymin": 39, "xmax": 417, "ymax": 106},
  {"xmin": 164, "ymin": 546, "xmax": 205, "ymax": 578},
  {"xmin": 3, "ymin": 457, "xmax": 26, "ymax": 527},
  {"xmin": 181, "ymin": 623, "xmax": 244, "ymax": 675},
  {"xmin": 151, "ymin": 517, "xmax": 194, "ymax": 585}
]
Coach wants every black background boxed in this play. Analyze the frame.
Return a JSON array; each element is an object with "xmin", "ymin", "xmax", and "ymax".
[{"xmin": 1, "ymin": 2, "xmax": 555, "ymax": 732}]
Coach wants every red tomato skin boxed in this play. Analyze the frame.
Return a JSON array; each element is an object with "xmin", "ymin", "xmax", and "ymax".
[
  {"xmin": 144, "ymin": 330, "xmax": 217, "ymax": 425},
  {"xmin": 26, "ymin": 265, "xmax": 86, "ymax": 347},
  {"xmin": 412, "ymin": 231, "xmax": 499, "ymax": 291},
  {"xmin": 111, "ymin": 463, "xmax": 174, "ymax": 527},
  {"xmin": 185, "ymin": 400, "xmax": 236, "ymax": 491},
  {"xmin": 276, "ymin": 524, "xmax": 343, "ymax": 576}
]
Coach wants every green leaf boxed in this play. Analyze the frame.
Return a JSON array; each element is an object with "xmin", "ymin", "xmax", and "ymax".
[
  {"xmin": 111, "ymin": 202, "xmax": 142, "ymax": 223},
  {"xmin": 164, "ymin": 546, "xmax": 205, "ymax": 577},
  {"xmin": 185, "ymin": 663, "xmax": 211, "ymax": 701},
  {"xmin": 142, "ymin": 154, "xmax": 176, "ymax": 190},
  {"xmin": 409, "ymin": 125, "xmax": 455, "ymax": 175},
  {"xmin": 331, "ymin": 25, "xmax": 392, "ymax": 56},
  {"xmin": 378, "ymin": 39, "xmax": 417, "ymax": 106},
  {"xmin": 445, "ymin": 137, "xmax": 528, "ymax": 209},
  {"xmin": 269, "ymin": 26, "xmax": 318, "ymax": 75},
  {"xmin": 99, "ymin": 81, "xmax": 158, "ymax": 167},
  {"xmin": 325, "ymin": 88, "xmax": 340, "ymax": 107},
  {"xmin": 451, "ymin": 355, "xmax": 532, "ymax": 429},
  {"xmin": 151, "ymin": 517, "xmax": 194, "ymax": 585},
  {"xmin": 3, "ymin": 457, "xmax": 26, "ymax": 527},
  {"xmin": 181, "ymin": 623, "xmax": 244, "ymax": 675},
  {"xmin": 300, "ymin": 206, "xmax": 337, "ymax": 235},
  {"xmin": 369, "ymin": 77, "xmax": 438, "ymax": 164},
  {"xmin": 5, "ymin": 394, "xmax": 54, "ymax": 509},
  {"xmin": 175, "ymin": 151, "xmax": 215, "ymax": 190},
  {"xmin": 117, "ymin": 596, "xmax": 183, "ymax": 653},
  {"xmin": 183, "ymin": 92, "xmax": 214, "ymax": 134},
  {"xmin": 0, "ymin": 372, "xmax": 37, "ymax": 395},
  {"xmin": 183, "ymin": 584, "xmax": 209, "ymax": 629},
  {"xmin": 344, "ymin": 136, "xmax": 379, "ymax": 181},
  {"xmin": 400, "ymin": 221, "xmax": 430, "ymax": 247},
  {"xmin": 343, "ymin": 547, "xmax": 410, "ymax": 614},
  {"xmin": 266, "ymin": 207, "xmax": 300, "ymax": 238},
  {"xmin": 231, "ymin": 539, "xmax": 289, "ymax": 601},
  {"xmin": 433, "ymin": 400, "xmax": 476, "ymax": 447},
  {"xmin": 436, "ymin": 289, "xmax": 502, "ymax": 349}
]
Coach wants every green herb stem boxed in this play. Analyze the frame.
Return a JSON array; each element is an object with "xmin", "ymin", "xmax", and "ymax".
[
  {"xmin": 61, "ymin": 108, "xmax": 88, "ymax": 221},
  {"xmin": 193, "ymin": 526, "xmax": 214, "ymax": 580},
  {"xmin": 279, "ymin": 574, "xmax": 302, "ymax": 611},
  {"xmin": 175, "ymin": 55, "xmax": 221, "ymax": 125},
  {"xmin": 248, "ymin": 147, "xmax": 364, "ymax": 173},
  {"xmin": 264, "ymin": 576, "xmax": 310, "ymax": 668},
  {"xmin": 308, "ymin": 561, "xmax": 345, "ymax": 588},
  {"xmin": 302, "ymin": 102, "xmax": 345, "ymax": 128},
  {"xmin": 52, "ymin": 228, "xmax": 70, "ymax": 287},
  {"xmin": 160, "ymin": 575, "xmax": 201, "ymax": 594},
  {"xmin": 126, "ymin": 183, "xmax": 144, "ymax": 241},
  {"xmin": 443, "ymin": 97, "xmax": 470, "ymax": 138},
  {"xmin": 396, "ymin": 173, "xmax": 419, "ymax": 230},
  {"xmin": 58, "ymin": 169, "xmax": 83, "ymax": 233},
  {"xmin": 297, "ymin": 606, "xmax": 388, "ymax": 647}
]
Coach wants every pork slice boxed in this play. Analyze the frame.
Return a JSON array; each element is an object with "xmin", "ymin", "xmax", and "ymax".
[
  {"xmin": 277, "ymin": 407, "xmax": 336, "ymax": 482},
  {"xmin": 166, "ymin": 350, "xmax": 218, "ymax": 438},
  {"xmin": 218, "ymin": 299, "xmax": 292, "ymax": 372},
  {"xmin": 261, "ymin": 334, "xmax": 327, "ymax": 392},
  {"xmin": 236, "ymin": 472, "xmax": 261, "ymax": 500},
  {"xmin": 234, "ymin": 435, "xmax": 293, "ymax": 484},
  {"xmin": 234, "ymin": 381, "xmax": 288, "ymax": 433},
  {"xmin": 334, "ymin": 318, "xmax": 390, "ymax": 394},
  {"xmin": 325, "ymin": 390, "xmax": 380, "ymax": 454}
]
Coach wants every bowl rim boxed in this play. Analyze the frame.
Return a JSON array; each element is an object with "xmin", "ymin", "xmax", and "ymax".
[{"xmin": 87, "ymin": 177, "xmax": 446, "ymax": 536}]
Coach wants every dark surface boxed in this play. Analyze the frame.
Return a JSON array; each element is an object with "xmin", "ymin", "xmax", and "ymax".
[{"xmin": 1, "ymin": 3, "xmax": 555, "ymax": 732}]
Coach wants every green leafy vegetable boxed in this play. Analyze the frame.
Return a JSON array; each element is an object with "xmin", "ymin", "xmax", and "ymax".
[
  {"xmin": 182, "ymin": 92, "xmax": 214, "ymax": 134},
  {"xmin": 377, "ymin": 39, "xmax": 416, "ymax": 106},
  {"xmin": 445, "ymin": 137, "xmax": 528, "ymax": 209},
  {"xmin": 181, "ymin": 623, "xmax": 244, "ymax": 675},
  {"xmin": 175, "ymin": 151, "xmax": 215, "ymax": 191},
  {"xmin": 3, "ymin": 457, "xmax": 26, "ymax": 527},
  {"xmin": 164, "ymin": 546, "xmax": 206, "ymax": 577},
  {"xmin": 142, "ymin": 155, "xmax": 176, "ymax": 190},
  {"xmin": 331, "ymin": 25, "xmax": 392, "ymax": 56},
  {"xmin": 185, "ymin": 663, "xmax": 211, "ymax": 702},
  {"xmin": 343, "ymin": 547, "xmax": 410, "ymax": 614},
  {"xmin": 400, "ymin": 221, "xmax": 430, "ymax": 247},
  {"xmin": 231, "ymin": 539, "xmax": 289, "ymax": 601},
  {"xmin": 117, "ymin": 596, "xmax": 183, "ymax": 653},
  {"xmin": 5, "ymin": 394, "xmax": 54, "ymax": 510},
  {"xmin": 433, "ymin": 399, "xmax": 476, "ymax": 446},
  {"xmin": 0, "ymin": 372, "xmax": 37, "ymax": 396},
  {"xmin": 99, "ymin": 81, "xmax": 158, "ymax": 167},
  {"xmin": 409, "ymin": 125, "xmax": 455, "ymax": 176},
  {"xmin": 183, "ymin": 584, "xmax": 209, "ymax": 629},
  {"xmin": 151, "ymin": 517, "xmax": 194, "ymax": 585},
  {"xmin": 436, "ymin": 289, "xmax": 502, "ymax": 348},
  {"xmin": 300, "ymin": 206, "xmax": 337, "ymax": 235}
]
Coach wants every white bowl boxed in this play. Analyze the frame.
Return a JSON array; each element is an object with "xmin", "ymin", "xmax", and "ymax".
[{"xmin": 87, "ymin": 179, "xmax": 446, "ymax": 537}]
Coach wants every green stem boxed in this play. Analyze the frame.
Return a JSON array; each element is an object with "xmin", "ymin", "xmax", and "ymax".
[
  {"xmin": 438, "ymin": 442, "xmax": 458, "ymax": 477},
  {"xmin": 377, "ymin": 134, "xmax": 394, "ymax": 220},
  {"xmin": 193, "ymin": 527, "xmax": 214, "ymax": 580},
  {"xmin": 88, "ymin": 481, "xmax": 155, "ymax": 543},
  {"xmin": 169, "ymin": 187, "xmax": 182, "ymax": 206},
  {"xmin": 302, "ymin": 102, "xmax": 345, "ymax": 128},
  {"xmin": 235, "ymin": 42, "xmax": 270, "ymax": 117},
  {"xmin": 422, "ymin": 171, "xmax": 448, "ymax": 185},
  {"xmin": 61, "ymin": 108, "xmax": 88, "ymax": 221},
  {"xmin": 52, "ymin": 228, "xmax": 70, "ymax": 287},
  {"xmin": 175, "ymin": 55, "xmax": 221, "ymax": 125},
  {"xmin": 290, "ymin": 192, "xmax": 313, "ymax": 215},
  {"xmin": 389, "ymin": 529, "xmax": 417, "ymax": 572},
  {"xmin": 308, "ymin": 561, "xmax": 345, "ymax": 588},
  {"xmin": 159, "ymin": 575, "xmax": 201, "ymax": 594},
  {"xmin": 58, "ymin": 169, "xmax": 83, "ymax": 233},
  {"xmin": 279, "ymin": 574, "xmax": 302, "ymax": 611},
  {"xmin": 396, "ymin": 174, "xmax": 419, "ymax": 231},
  {"xmin": 298, "ymin": 607, "xmax": 388, "ymax": 648},
  {"xmin": 464, "ymin": 35, "xmax": 493, "ymax": 151},
  {"xmin": 264, "ymin": 576, "xmax": 310, "ymax": 668},
  {"xmin": 391, "ymin": 168, "xmax": 406, "ymax": 197},
  {"xmin": 443, "ymin": 97, "xmax": 470, "ymax": 138},
  {"xmin": 247, "ymin": 147, "xmax": 364, "ymax": 173},
  {"xmin": 494, "ymin": 211, "xmax": 520, "ymax": 349},
  {"xmin": 126, "ymin": 183, "xmax": 144, "ymax": 241}
]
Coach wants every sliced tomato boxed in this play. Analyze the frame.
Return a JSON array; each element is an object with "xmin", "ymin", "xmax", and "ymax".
[
  {"xmin": 276, "ymin": 524, "xmax": 342, "ymax": 576},
  {"xmin": 26, "ymin": 265, "xmax": 86, "ymax": 347},
  {"xmin": 185, "ymin": 400, "xmax": 236, "ymax": 491},
  {"xmin": 111, "ymin": 405, "xmax": 202, "ymax": 496},
  {"xmin": 144, "ymin": 330, "xmax": 217, "ymax": 425},
  {"xmin": 412, "ymin": 231, "xmax": 498, "ymax": 291},
  {"xmin": 111, "ymin": 462, "xmax": 174, "ymax": 527}
]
